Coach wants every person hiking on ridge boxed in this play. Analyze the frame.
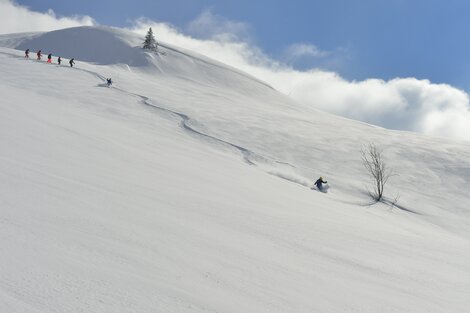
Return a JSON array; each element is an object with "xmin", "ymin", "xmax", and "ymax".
[
  {"xmin": 314, "ymin": 176, "xmax": 328, "ymax": 191},
  {"xmin": 25, "ymin": 49, "xmax": 29, "ymax": 58},
  {"xmin": 69, "ymin": 58, "xmax": 75, "ymax": 67},
  {"xmin": 47, "ymin": 53, "xmax": 52, "ymax": 63},
  {"xmin": 36, "ymin": 50, "xmax": 42, "ymax": 60},
  {"xmin": 58, "ymin": 56, "xmax": 61, "ymax": 65}
]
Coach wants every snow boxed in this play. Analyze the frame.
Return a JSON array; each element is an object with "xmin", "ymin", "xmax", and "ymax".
[{"xmin": 1, "ymin": 26, "xmax": 470, "ymax": 313}]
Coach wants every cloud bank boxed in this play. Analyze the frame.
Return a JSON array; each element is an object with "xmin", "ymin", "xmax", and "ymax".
[
  {"xmin": 284, "ymin": 43, "xmax": 330, "ymax": 59},
  {"xmin": 186, "ymin": 9, "xmax": 252, "ymax": 42},
  {"xmin": 1, "ymin": 1, "xmax": 468, "ymax": 141},
  {"xmin": 0, "ymin": 0, "xmax": 94, "ymax": 35}
]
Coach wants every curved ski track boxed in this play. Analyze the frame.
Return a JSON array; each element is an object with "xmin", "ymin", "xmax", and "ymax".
[{"xmin": 74, "ymin": 66, "xmax": 312, "ymax": 188}]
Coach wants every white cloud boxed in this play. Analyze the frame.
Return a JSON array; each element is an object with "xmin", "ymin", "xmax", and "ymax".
[
  {"xmin": 286, "ymin": 74, "xmax": 470, "ymax": 141},
  {"xmin": 0, "ymin": 0, "xmax": 94, "ymax": 35},
  {"xmin": 186, "ymin": 9, "xmax": 251, "ymax": 42},
  {"xmin": 281, "ymin": 43, "xmax": 342, "ymax": 70},
  {"xmin": 285, "ymin": 43, "xmax": 329, "ymax": 59}
]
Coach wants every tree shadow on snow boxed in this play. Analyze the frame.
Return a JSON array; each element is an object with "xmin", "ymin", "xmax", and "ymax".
[
  {"xmin": 352, "ymin": 190, "xmax": 422, "ymax": 215},
  {"xmin": 381, "ymin": 198, "xmax": 422, "ymax": 215}
]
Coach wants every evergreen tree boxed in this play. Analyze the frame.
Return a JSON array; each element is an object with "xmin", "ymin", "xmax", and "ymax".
[{"xmin": 143, "ymin": 27, "xmax": 157, "ymax": 51}]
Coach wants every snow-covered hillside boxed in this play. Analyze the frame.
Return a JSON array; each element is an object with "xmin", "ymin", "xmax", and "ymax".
[{"xmin": 1, "ymin": 26, "xmax": 470, "ymax": 313}]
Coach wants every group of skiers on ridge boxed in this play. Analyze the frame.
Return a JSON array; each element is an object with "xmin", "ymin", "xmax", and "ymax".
[
  {"xmin": 24, "ymin": 48, "xmax": 111, "ymax": 86},
  {"xmin": 25, "ymin": 48, "xmax": 75, "ymax": 67}
]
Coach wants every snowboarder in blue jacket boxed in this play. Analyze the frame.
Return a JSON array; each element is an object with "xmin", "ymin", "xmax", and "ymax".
[{"xmin": 314, "ymin": 177, "xmax": 328, "ymax": 191}]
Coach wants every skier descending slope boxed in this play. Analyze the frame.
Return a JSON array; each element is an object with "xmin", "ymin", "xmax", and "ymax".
[
  {"xmin": 312, "ymin": 176, "xmax": 328, "ymax": 192},
  {"xmin": 47, "ymin": 53, "xmax": 52, "ymax": 63},
  {"xmin": 24, "ymin": 49, "xmax": 29, "ymax": 58},
  {"xmin": 36, "ymin": 50, "xmax": 41, "ymax": 60},
  {"xmin": 106, "ymin": 78, "xmax": 112, "ymax": 87},
  {"xmin": 69, "ymin": 58, "xmax": 75, "ymax": 67}
]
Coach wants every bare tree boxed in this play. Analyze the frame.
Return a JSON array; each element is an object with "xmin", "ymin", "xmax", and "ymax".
[{"xmin": 361, "ymin": 143, "xmax": 394, "ymax": 202}]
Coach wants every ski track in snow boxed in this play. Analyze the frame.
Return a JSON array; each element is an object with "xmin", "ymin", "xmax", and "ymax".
[
  {"xmin": 123, "ymin": 91, "xmax": 310, "ymax": 186},
  {"xmin": 66, "ymin": 63, "xmax": 313, "ymax": 189}
]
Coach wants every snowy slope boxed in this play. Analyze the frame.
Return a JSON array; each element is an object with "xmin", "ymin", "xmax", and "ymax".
[{"xmin": 1, "ymin": 26, "xmax": 470, "ymax": 313}]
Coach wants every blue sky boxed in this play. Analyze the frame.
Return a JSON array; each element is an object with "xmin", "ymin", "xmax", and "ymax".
[{"xmin": 15, "ymin": 0, "xmax": 470, "ymax": 91}]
